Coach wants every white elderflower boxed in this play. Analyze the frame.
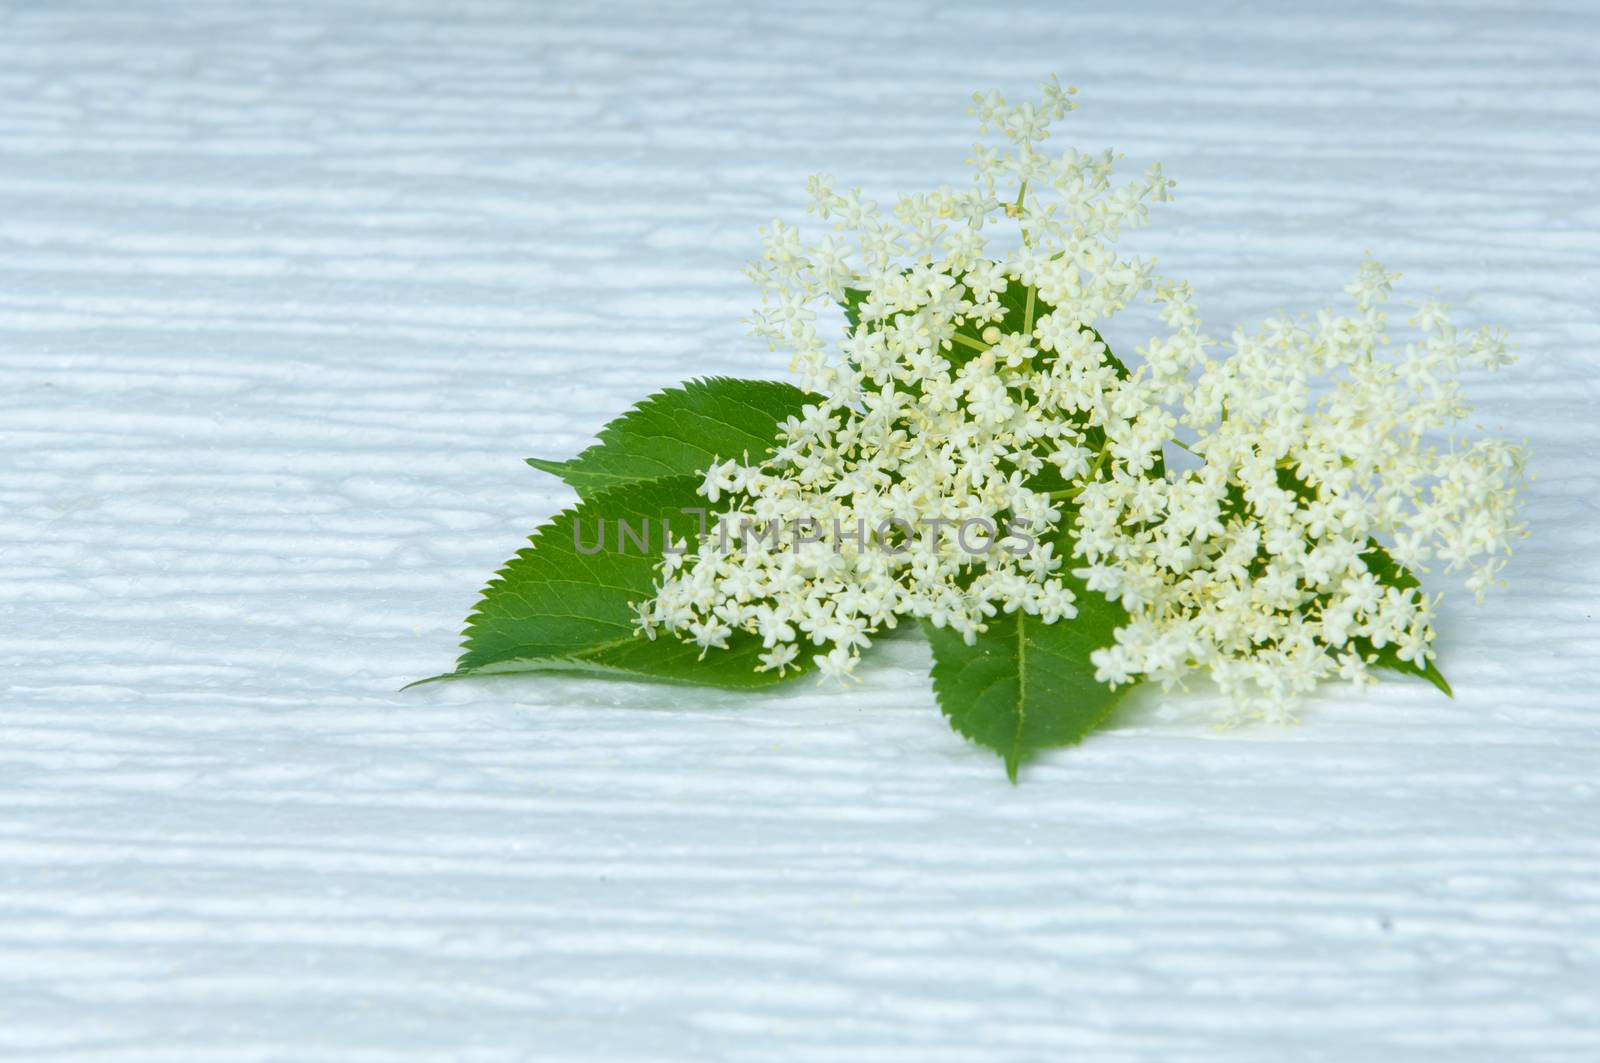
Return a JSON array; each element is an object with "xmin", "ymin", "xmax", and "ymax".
[
  {"xmin": 1070, "ymin": 260, "xmax": 1529, "ymax": 719},
  {"xmin": 643, "ymin": 79, "xmax": 1176, "ymax": 679},
  {"xmin": 643, "ymin": 80, "xmax": 1526, "ymax": 717}
]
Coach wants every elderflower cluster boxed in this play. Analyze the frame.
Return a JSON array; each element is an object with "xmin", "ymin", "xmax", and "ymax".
[
  {"xmin": 1076, "ymin": 262, "xmax": 1528, "ymax": 718},
  {"xmin": 639, "ymin": 78, "xmax": 1173, "ymax": 680},
  {"xmin": 639, "ymin": 79, "xmax": 1528, "ymax": 714}
]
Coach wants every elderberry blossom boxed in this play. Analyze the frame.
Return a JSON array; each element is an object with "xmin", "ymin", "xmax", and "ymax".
[
  {"xmin": 641, "ymin": 79, "xmax": 1528, "ymax": 719},
  {"xmin": 639, "ymin": 78, "xmax": 1174, "ymax": 679},
  {"xmin": 1077, "ymin": 264, "xmax": 1528, "ymax": 719}
]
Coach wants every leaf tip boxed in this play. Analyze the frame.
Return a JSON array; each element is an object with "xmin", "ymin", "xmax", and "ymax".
[
  {"xmin": 525, "ymin": 457, "xmax": 569, "ymax": 478},
  {"xmin": 399, "ymin": 672, "xmax": 460, "ymax": 692}
]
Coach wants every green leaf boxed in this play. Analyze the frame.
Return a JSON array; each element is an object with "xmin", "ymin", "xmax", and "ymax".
[
  {"xmin": 445, "ymin": 474, "xmax": 803, "ymax": 688},
  {"xmin": 526, "ymin": 376, "xmax": 819, "ymax": 499},
  {"xmin": 842, "ymin": 286, "xmax": 869, "ymax": 331},
  {"xmin": 1354, "ymin": 541, "xmax": 1453, "ymax": 697},
  {"xmin": 922, "ymin": 520, "xmax": 1133, "ymax": 781}
]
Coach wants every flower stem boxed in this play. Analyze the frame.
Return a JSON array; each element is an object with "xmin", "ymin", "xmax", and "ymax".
[
  {"xmin": 1014, "ymin": 181, "xmax": 1032, "ymax": 246},
  {"xmin": 1048, "ymin": 444, "xmax": 1111, "ymax": 500}
]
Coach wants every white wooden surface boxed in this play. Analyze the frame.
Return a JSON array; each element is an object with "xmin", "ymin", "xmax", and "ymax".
[{"xmin": 2, "ymin": 1, "xmax": 1597, "ymax": 1059}]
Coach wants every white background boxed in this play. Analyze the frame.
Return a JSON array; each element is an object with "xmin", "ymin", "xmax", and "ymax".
[{"xmin": 2, "ymin": 1, "xmax": 1597, "ymax": 1059}]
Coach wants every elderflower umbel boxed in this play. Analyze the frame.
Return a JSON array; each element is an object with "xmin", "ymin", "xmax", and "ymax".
[
  {"xmin": 639, "ymin": 78, "xmax": 1528, "ymax": 718},
  {"xmin": 1076, "ymin": 263, "xmax": 1528, "ymax": 718},
  {"xmin": 640, "ymin": 77, "xmax": 1171, "ymax": 679}
]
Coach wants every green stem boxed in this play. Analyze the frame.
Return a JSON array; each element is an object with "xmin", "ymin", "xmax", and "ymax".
[
  {"xmin": 1023, "ymin": 285, "xmax": 1037, "ymax": 335},
  {"xmin": 1014, "ymin": 180, "xmax": 1033, "ymax": 247},
  {"xmin": 1048, "ymin": 444, "xmax": 1111, "ymax": 500}
]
